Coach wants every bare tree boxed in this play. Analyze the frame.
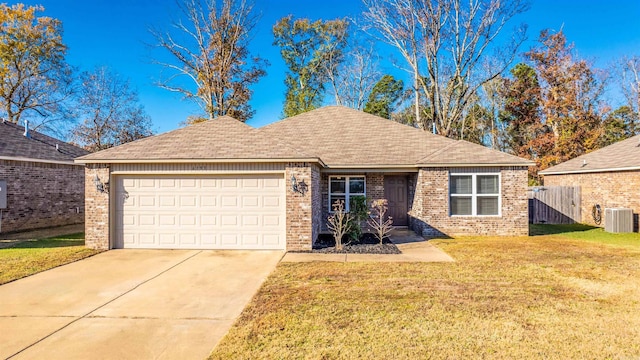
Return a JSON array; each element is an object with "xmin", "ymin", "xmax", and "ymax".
[
  {"xmin": 363, "ymin": 0, "xmax": 528, "ymax": 138},
  {"xmin": 362, "ymin": 0, "xmax": 424, "ymax": 127},
  {"xmin": 70, "ymin": 67, "xmax": 153, "ymax": 152},
  {"xmin": 325, "ymin": 43, "xmax": 382, "ymax": 110},
  {"xmin": 150, "ymin": 0, "xmax": 267, "ymax": 121},
  {"xmin": 620, "ymin": 56, "xmax": 640, "ymax": 117}
]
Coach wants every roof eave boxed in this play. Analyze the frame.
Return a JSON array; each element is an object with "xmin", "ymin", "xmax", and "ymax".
[
  {"xmin": 74, "ymin": 157, "xmax": 325, "ymax": 166},
  {"xmin": 0, "ymin": 155, "xmax": 80, "ymax": 166},
  {"xmin": 416, "ymin": 162, "xmax": 535, "ymax": 167},
  {"xmin": 540, "ymin": 165, "xmax": 640, "ymax": 175}
]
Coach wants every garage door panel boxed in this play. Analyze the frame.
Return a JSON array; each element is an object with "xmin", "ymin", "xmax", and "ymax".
[
  {"xmin": 179, "ymin": 234, "xmax": 197, "ymax": 245},
  {"xmin": 139, "ymin": 196, "xmax": 156, "ymax": 207},
  {"xmin": 115, "ymin": 175, "xmax": 285, "ymax": 249},
  {"xmin": 200, "ymin": 196, "xmax": 216, "ymax": 207},
  {"xmin": 179, "ymin": 195, "xmax": 197, "ymax": 207},
  {"xmin": 263, "ymin": 196, "xmax": 281, "ymax": 207},
  {"xmin": 201, "ymin": 233, "xmax": 217, "ymax": 245},
  {"xmin": 179, "ymin": 215, "xmax": 197, "ymax": 226},
  {"xmin": 220, "ymin": 234, "xmax": 239, "ymax": 245},
  {"xmin": 242, "ymin": 215, "xmax": 259, "ymax": 226},
  {"xmin": 201, "ymin": 215, "xmax": 217, "ymax": 226},
  {"xmin": 180, "ymin": 179, "xmax": 197, "ymax": 187},
  {"xmin": 263, "ymin": 234, "xmax": 281, "ymax": 246},
  {"xmin": 221, "ymin": 196, "xmax": 238, "ymax": 207},
  {"xmin": 242, "ymin": 195, "xmax": 259, "ymax": 207},
  {"xmin": 159, "ymin": 234, "xmax": 176, "ymax": 245}
]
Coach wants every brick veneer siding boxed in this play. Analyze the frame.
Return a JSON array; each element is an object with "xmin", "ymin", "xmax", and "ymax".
[
  {"xmin": 285, "ymin": 163, "xmax": 319, "ymax": 251},
  {"xmin": 544, "ymin": 171, "xmax": 640, "ymax": 231},
  {"xmin": 84, "ymin": 165, "xmax": 110, "ymax": 250},
  {"xmin": 410, "ymin": 167, "xmax": 529, "ymax": 237},
  {"xmin": 0, "ymin": 160, "xmax": 84, "ymax": 233},
  {"xmin": 320, "ymin": 172, "xmax": 384, "ymax": 232}
]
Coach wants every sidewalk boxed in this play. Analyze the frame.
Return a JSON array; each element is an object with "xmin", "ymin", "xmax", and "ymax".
[
  {"xmin": 0, "ymin": 224, "xmax": 84, "ymax": 249},
  {"xmin": 281, "ymin": 229, "xmax": 454, "ymax": 263}
]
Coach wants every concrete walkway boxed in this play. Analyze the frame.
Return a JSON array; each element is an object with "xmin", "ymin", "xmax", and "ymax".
[
  {"xmin": 0, "ymin": 249, "xmax": 282, "ymax": 360},
  {"xmin": 281, "ymin": 229, "xmax": 454, "ymax": 263}
]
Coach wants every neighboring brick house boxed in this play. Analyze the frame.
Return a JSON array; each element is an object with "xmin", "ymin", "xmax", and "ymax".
[
  {"xmin": 540, "ymin": 135, "xmax": 640, "ymax": 231},
  {"xmin": 76, "ymin": 106, "xmax": 533, "ymax": 251},
  {"xmin": 0, "ymin": 121, "xmax": 88, "ymax": 233}
]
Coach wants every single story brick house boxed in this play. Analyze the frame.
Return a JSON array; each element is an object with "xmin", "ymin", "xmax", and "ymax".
[
  {"xmin": 540, "ymin": 134, "xmax": 640, "ymax": 231},
  {"xmin": 76, "ymin": 106, "xmax": 533, "ymax": 251},
  {"xmin": 0, "ymin": 120, "xmax": 88, "ymax": 233}
]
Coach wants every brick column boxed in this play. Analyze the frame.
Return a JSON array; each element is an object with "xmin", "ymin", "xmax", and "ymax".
[
  {"xmin": 84, "ymin": 165, "xmax": 110, "ymax": 249},
  {"xmin": 285, "ymin": 163, "xmax": 316, "ymax": 251}
]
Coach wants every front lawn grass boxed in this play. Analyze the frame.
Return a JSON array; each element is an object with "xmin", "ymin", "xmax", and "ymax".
[
  {"xmin": 531, "ymin": 223, "xmax": 640, "ymax": 248},
  {"xmin": 0, "ymin": 233, "xmax": 101, "ymax": 285},
  {"xmin": 210, "ymin": 229, "xmax": 640, "ymax": 359}
]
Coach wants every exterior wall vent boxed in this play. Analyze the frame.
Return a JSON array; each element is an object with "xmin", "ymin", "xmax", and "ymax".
[{"xmin": 604, "ymin": 208, "xmax": 633, "ymax": 233}]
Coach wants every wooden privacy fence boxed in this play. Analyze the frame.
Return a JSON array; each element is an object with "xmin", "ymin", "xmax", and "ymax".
[{"xmin": 527, "ymin": 186, "xmax": 581, "ymax": 224}]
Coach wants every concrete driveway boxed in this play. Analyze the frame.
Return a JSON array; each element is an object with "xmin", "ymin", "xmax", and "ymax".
[{"xmin": 0, "ymin": 249, "xmax": 282, "ymax": 359}]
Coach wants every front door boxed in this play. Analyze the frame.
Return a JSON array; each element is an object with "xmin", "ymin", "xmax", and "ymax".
[{"xmin": 384, "ymin": 176, "xmax": 409, "ymax": 226}]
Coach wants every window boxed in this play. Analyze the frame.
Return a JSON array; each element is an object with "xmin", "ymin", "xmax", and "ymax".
[
  {"xmin": 329, "ymin": 176, "xmax": 365, "ymax": 212},
  {"xmin": 450, "ymin": 173, "xmax": 500, "ymax": 216}
]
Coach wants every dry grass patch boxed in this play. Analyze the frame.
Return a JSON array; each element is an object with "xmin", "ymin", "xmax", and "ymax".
[
  {"xmin": 0, "ymin": 233, "xmax": 101, "ymax": 285},
  {"xmin": 210, "ymin": 233, "xmax": 640, "ymax": 359}
]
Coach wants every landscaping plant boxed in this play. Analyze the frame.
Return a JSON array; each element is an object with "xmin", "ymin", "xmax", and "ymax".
[
  {"xmin": 327, "ymin": 200, "xmax": 353, "ymax": 251},
  {"xmin": 348, "ymin": 195, "xmax": 368, "ymax": 242},
  {"xmin": 367, "ymin": 199, "xmax": 394, "ymax": 244}
]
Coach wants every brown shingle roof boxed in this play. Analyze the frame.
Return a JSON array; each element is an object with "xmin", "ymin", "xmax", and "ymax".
[
  {"xmin": 417, "ymin": 140, "xmax": 533, "ymax": 166},
  {"xmin": 260, "ymin": 106, "xmax": 532, "ymax": 167},
  {"xmin": 77, "ymin": 116, "xmax": 316, "ymax": 163},
  {"xmin": 77, "ymin": 107, "xmax": 533, "ymax": 167},
  {"xmin": 540, "ymin": 135, "xmax": 640, "ymax": 175},
  {"xmin": 0, "ymin": 121, "xmax": 88, "ymax": 163}
]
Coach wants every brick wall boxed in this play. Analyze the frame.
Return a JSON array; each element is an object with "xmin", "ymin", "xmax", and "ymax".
[
  {"xmin": 320, "ymin": 173, "xmax": 387, "ymax": 232},
  {"xmin": 311, "ymin": 165, "xmax": 322, "ymax": 246},
  {"xmin": 285, "ymin": 163, "xmax": 317, "ymax": 251},
  {"xmin": 544, "ymin": 171, "xmax": 640, "ymax": 230},
  {"xmin": 84, "ymin": 165, "xmax": 110, "ymax": 249},
  {"xmin": 0, "ymin": 160, "xmax": 84, "ymax": 233},
  {"xmin": 410, "ymin": 167, "xmax": 529, "ymax": 237}
]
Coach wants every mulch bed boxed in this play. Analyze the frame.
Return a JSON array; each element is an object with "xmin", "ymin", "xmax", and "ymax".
[{"xmin": 312, "ymin": 233, "xmax": 401, "ymax": 254}]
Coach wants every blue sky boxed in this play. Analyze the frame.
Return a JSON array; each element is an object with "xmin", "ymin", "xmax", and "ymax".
[{"xmin": 25, "ymin": 0, "xmax": 640, "ymax": 134}]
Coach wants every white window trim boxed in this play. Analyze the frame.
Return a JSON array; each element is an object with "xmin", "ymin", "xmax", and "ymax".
[
  {"xmin": 449, "ymin": 172, "xmax": 502, "ymax": 217},
  {"xmin": 328, "ymin": 175, "xmax": 366, "ymax": 212}
]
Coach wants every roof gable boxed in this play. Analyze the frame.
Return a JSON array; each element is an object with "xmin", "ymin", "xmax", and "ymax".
[
  {"xmin": 540, "ymin": 135, "xmax": 640, "ymax": 175},
  {"xmin": 77, "ymin": 116, "xmax": 316, "ymax": 162},
  {"xmin": 0, "ymin": 121, "xmax": 88, "ymax": 163}
]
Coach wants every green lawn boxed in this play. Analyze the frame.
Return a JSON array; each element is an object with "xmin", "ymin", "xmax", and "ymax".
[
  {"xmin": 531, "ymin": 223, "xmax": 640, "ymax": 248},
  {"xmin": 210, "ymin": 225, "xmax": 640, "ymax": 359},
  {"xmin": 0, "ymin": 233, "xmax": 101, "ymax": 285}
]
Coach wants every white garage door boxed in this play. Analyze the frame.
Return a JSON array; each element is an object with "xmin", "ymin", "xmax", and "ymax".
[{"xmin": 114, "ymin": 174, "xmax": 285, "ymax": 250}]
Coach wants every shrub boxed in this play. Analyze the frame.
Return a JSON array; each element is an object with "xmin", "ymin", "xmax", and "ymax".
[
  {"xmin": 327, "ymin": 200, "xmax": 353, "ymax": 251},
  {"xmin": 348, "ymin": 195, "xmax": 368, "ymax": 242},
  {"xmin": 367, "ymin": 199, "xmax": 394, "ymax": 244}
]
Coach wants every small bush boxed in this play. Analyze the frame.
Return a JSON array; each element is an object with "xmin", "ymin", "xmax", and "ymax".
[{"xmin": 348, "ymin": 195, "xmax": 368, "ymax": 242}]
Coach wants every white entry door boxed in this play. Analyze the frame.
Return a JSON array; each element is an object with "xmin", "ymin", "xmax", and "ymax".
[{"xmin": 114, "ymin": 174, "xmax": 285, "ymax": 249}]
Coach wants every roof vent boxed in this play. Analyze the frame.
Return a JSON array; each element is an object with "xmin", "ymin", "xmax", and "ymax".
[
  {"xmin": 24, "ymin": 119, "xmax": 30, "ymax": 138},
  {"xmin": 582, "ymin": 159, "xmax": 587, "ymax": 167},
  {"xmin": 56, "ymin": 144, "xmax": 59, "ymax": 151}
]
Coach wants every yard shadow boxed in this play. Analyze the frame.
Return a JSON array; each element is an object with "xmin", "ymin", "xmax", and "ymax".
[
  {"xmin": 529, "ymin": 223, "xmax": 598, "ymax": 236},
  {"xmin": 8, "ymin": 233, "xmax": 86, "ymax": 249}
]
